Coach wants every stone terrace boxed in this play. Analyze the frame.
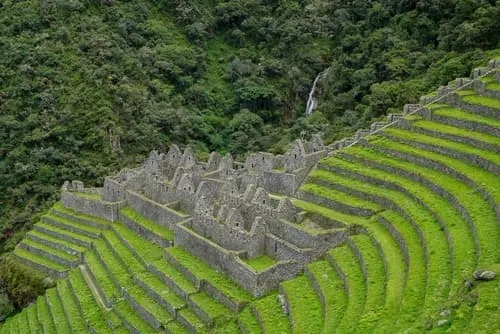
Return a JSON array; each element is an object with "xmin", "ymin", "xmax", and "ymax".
[{"xmin": 1, "ymin": 58, "xmax": 499, "ymax": 333}]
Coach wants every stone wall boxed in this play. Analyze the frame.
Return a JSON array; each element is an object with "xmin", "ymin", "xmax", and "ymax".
[{"xmin": 60, "ymin": 192, "xmax": 122, "ymax": 222}]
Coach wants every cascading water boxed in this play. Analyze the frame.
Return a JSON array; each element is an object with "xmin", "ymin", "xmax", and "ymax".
[{"xmin": 305, "ymin": 68, "xmax": 330, "ymax": 116}]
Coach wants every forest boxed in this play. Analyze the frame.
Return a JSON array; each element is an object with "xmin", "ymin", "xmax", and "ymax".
[{"xmin": 0, "ymin": 0, "xmax": 499, "ymax": 261}]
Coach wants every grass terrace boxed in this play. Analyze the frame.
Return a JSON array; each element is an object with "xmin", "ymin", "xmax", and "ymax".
[
  {"xmin": 46, "ymin": 288, "xmax": 71, "ymax": 334},
  {"xmin": 252, "ymin": 294, "xmax": 291, "ymax": 333},
  {"xmin": 281, "ymin": 275, "xmax": 323, "ymax": 334},
  {"xmin": 165, "ymin": 247, "xmax": 253, "ymax": 303},
  {"xmin": 306, "ymin": 260, "xmax": 347, "ymax": 333},
  {"xmin": 120, "ymin": 207, "xmax": 174, "ymax": 241},
  {"xmin": 328, "ymin": 244, "xmax": 366, "ymax": 333},
  {"xmin": 56, "ymin": 279, "xmax": 87, "ymax": 332},
  {"xmin": 244, "ymin": 255, "xmax": 277, "ymax": 272}
]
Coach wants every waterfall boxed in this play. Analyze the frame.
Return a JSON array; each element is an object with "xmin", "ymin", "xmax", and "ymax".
[{"xmin": 305, "ymin": 68, "xmax": 329, "ymax": 116}]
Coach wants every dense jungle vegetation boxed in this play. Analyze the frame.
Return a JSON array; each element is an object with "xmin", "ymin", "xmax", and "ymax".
[{"xmin": 0, "ymin": 0, "xmax": 499, "ymax": 262}]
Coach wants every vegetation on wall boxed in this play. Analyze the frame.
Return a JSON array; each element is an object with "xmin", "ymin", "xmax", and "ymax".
[{"xmin": 0, "ymin": 0, "xmax": 499, "ymax": 258}]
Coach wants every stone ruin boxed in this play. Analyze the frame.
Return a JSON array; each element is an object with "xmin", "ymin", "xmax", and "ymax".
[{"xmin": 60, "ymin": 136, "xmax": 349, "ymax": 296}]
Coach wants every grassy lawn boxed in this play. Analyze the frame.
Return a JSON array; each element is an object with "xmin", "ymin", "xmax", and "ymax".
[{"xmin": 244, "ymin": 255, "xmax": 276, "ymax": 272}]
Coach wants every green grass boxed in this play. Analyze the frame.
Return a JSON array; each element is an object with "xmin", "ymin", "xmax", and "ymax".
[
  {"xmin": 127, "ymin": 284, "xmax": 174, "ymax": 325},
  {"xmin": 166, "ymin": 321, "xmax": 188, "ymax": 334},
  {"xmin": 135, "ymin": 272, "xmax": 185, "ymax": 309},
  {"xmin": 253, "ymin": 294, "xmax": 291, "ymax": 334},
  {"xmin": 307, "ymin": 260, "xmax": 347, "ymax": 333},
  {"xmin": 85, "ymin": 250, "xmax": 121, "ymax": 301},
  {"xmin": 351, "ymin": 235, "xmax": 386, "ymax": 332},
  {"xmin": 238, "ymin": 306, "xmax": 262, "ymax": 334},
  {"xmin": 291, "ymin": 199, "xmax": 369, "ymax": 225},
  {"xmin": 432, "ymin": 106, "xmax": 500, "ymax": 129},
  {"xmin": 371, "ymin": 136, "xmax": 500, "ymax": 266},
  {"xmin": 114, "ymin": 300, "xmax": 155, "ymax": 333},
  {"xmin": 103, "ymin": 229, "xmax": 145, "ymax": 273},
  {"xmin": 120, "ymin": 207, "xmax": 174, "ymax": 241},
  {"xmin": 281, "ymin": 275, "xmax": 323, "ymax": 334},
  {"xmin": 112, "ymin": 222, "xmax": 163, "ymax": 263},
  {"xmin": 301, "ymin": 183, "xmax": 382, "ymax": 213},
  {"xmin": 26, "ymin": 229, "xmax": 86, "ymax": 253},
  {"xmin": 36, "ymin": 295, "xmax": 56, "ymax": 334},
  {"xmin": 46, "ymin": 288, "xmax": 71, "ymax": 334},
  {"xmin": 13, "ymin": 247, "xmax": 67, "ymax": 272},
  {"xmin": 486, "ymin": 81, "xmax": 500, "ymax": 91},
  {"xmin": 412, "ymin": 119, "xmax": 500, "ymax": 146},
  {"xmin": 27, "ymin": 303, "xmax": 42, "ymax": 333},
  {"xmin": 93, "ymin": 238, "xmax": 133, "ymax": 287},
  {"xmin": 345, "ymin": 145, "xmax": 479, "ymax": 282},
  {"xmin": 329, "ymin": 244, "xmax": 366, "ymax": 333},
  {"xmin": 18, "ymin": 309, "xmax": 30, "ymax": 333},
  {"xmin": 21, "ymin": 238, "xmax": 78, "ymax": 262},
  {"xmin": 461, "ymin": 92, "xmax": 500, "ymax": 109},
  {"xmin": 321, "ymin": 156, "xmax": 451, "ymax": 329},
  {"xmin": 150, "ymin": 258, "xmax": 197, "ymax": 295},
  {"xmin": 383, "ymin": 127, "xmax": 500, "ymax": 166},
  {"xmin": 178, "ymin": 308, "xmax": 205, "ymax": 331},
  {"xmin": 73, "ymin": 192, "xmax": 102, "ymax": 200},
  {"xmin": 52, "ymin": 202, "xmax": 110, "ymax": 226},
  {"xmin": 244, "ymin": 255, "xmax": 276, "ymax": 272},
  {"xmin": 43, "ymin": 213, "xmax": 102, "ymax": 235},
  {"xmin": 165, "ymin": 247, "xmax": 252, "ymax": 303},
  {"xmin": 34, "ymin": 222, "xmax": 94, "ymax": 244},
  {"xmin": 56, "ymin": 279, "xmax": 87, "ymax": 332},
  {"xmin": 190, "ymin": 291, "xmax": 230, "ymax": 321},
  {"xmin": 68, "ymin": 270, "xmax": 111, "ymax": 333}
]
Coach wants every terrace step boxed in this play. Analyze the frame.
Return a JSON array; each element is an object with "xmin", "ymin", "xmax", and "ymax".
[
  {"xmin": 56, "ymin": 279, "xmax": 88, "ymax": 333},
  {"xmin": 41, "ymin": 214, "xmax": 102, "ymax": 238},
  {"xmin": 251, "ymin": 294, "xmax": 291, "ymax": 334},
  {"xmin": 298, "ymin": 183, "xmax": 382, "ymax": 217},
  {"xmin": 68, "ymin": 269, "xmax": 113, "ymax": 333},
  {"xmin": 80, "ymin": 262, "xmax": 113, "ymax": 310},
  {"xmin": 27, "ymin": 303, "xmax": 42, "ymax": 334},
  {"xmin": 25, "ymin": 230, "xmax": 85, "ymax": 256},
  {"xmin": 366, "ymin": 140, "xmax": 496, "ymax": 264},
  {"xmin": 238, "ymin": 306, "xmax": 262, "ymax": 334},
  {"xmin": 429, "ymin": 104, "xmax": 500, "ymax": 137},
  {"xmin": 123, "ymin": 285, "xmax": 174, "ymax": 330},
  {"xmin": 410, "ymin": 119, "xmax": 500, "ymax": 153},
  {"xmin": 164, "ymin": 246, "xmax": 252, "ymax": 312},
  {"xmin": 338, "ymin": 146, "xmax": 485, "ymax": 328},
  {"xmin": 177, "ymin": 308, "xmax": 205, "ymax": 332},
  {"xmin": 18, "ymin": 308, "xmax": 30, "ymax": 333},
  {"xmin": 111, "ymin": 222, "xmax": 163, "ymax": 267},
  {"xmin": 149, "ymin": 258, "xmax": 198, "ymax": 301},
  {"xmin": 18, "ymin": 238, "xmax": 80, "ymax": 268},
  {"xmin": 13, "ymin": 247, "xmax": 68, "ymax": 279},
  {"xmin": 349, "ymin": 234, "xmax": 386, "ymax": 333},
  {"xmin": 453, "ymin": 90, "xmax": 500, "ymax": 119},
  {"xmin": 114, "ymin": 300, "xmax": 156, "ymax": 333},
  {"xmin": 119, "ymin": 207, "xmax": 174, "ymax": 247},
  {"xmin": 327, "ymin": 243, "xmax": 366, "ymax": 333},
  {"xmin": 134, "ymin": 272, "xmax": 185, "ymax": 317},
  {"xmin": 45, "ymin": 288, "xmax": 71, "ymax": 334},
  {"xmin": 33, "ymin": 222, "xmax": 93, "ymax": 248},
  {"xmin": 102, "ymin": 229, "xmax": 145, "ymax": 274},
  {"xmin": 188, "ymin": 291, "xmax": 232, "ymax": 326},
  {"xmin": 319, "ymin": 156, "xmax": 450, "ymax": 330},
  {"xmin": 281, "ymin": 275, "xmax": 323, "ymax": 334},
  {"xmin": 382, "ymin": 127, "xmax": 500, "ymax": 175},
  {"xmin": 36, "ymin": 295, "xmax": 56, "ymax": 334},
  {"xmin": 306, "ymin": 260, "xmax": 347, "ymax": 333},
  {"xmin": 51, "ymin": 202, "xmax": 110, "ymax": 230},
  {"xmin": 84, "ymin": 249, "xmax": 121, "ymax": 306}
]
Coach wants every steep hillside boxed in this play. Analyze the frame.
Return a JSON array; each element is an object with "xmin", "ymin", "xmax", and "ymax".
[
  {"xmin": 1, "ymin": 0, "xmax": 500, "ymax": 256},
  {"xmin": 0, "ymin": 59, "xmax": 499, "ymax": 333}
]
